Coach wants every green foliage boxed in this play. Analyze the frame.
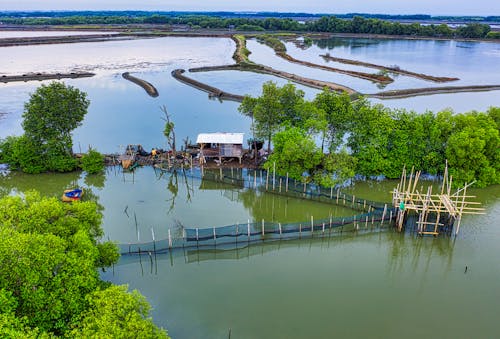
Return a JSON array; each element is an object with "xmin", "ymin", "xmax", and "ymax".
[
  {"xmin": 23, "ymin": 82, "xmax": 89, "ymax": 157},
  {"xmin": 2, "ymin": 82, "xmax": 90, "ymax": 173},
  {"xmin": 236, "ymin": 24, "xmax": 265, "ymax": 31},
  {"xmin": 71, "ymin": 285, "xmax": 169, "ymax": 339},
  {"xmin": 256, "ymin": 35, "xmax": 287, "ymax": 54},
  {"xmin": 313, "ymin": 89, "xmax": 356, "ymax": 151},
  {"xmin": 0, "ymin": 192, "xmax": 165, "ymax": 337},
  {"xmin": 445, "ymin": 112, "xmax": 500, "ymax": 187},
  {"xmin": 0, "ymin": 12, "xmax": 497, "ymax": 40},
  {"xmin": 315, "ymin": 149, "xmax": 358, "ymax": 187},
  {"xmin": 239, "ymin": 81, "xmax": 321, "ymax": 152},
  {"xmin": 250, "ymin": 82, "xmax": 499, "ymax": 187},
  {"xmin": 0, "ymin": 135, "xmax": 47, "ymax": 173},
  {"xmin": 80, "ymin": 148, "xmax": 105, "ymax": 174},
  {"xmin": 264, "ymin": 127, "xmax": 323, "ymax": 181}
]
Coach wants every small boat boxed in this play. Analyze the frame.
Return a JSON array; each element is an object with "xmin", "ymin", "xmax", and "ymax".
[{"xmin": 62, "ymin": 188, "xmax": 84, "ymax": 202}]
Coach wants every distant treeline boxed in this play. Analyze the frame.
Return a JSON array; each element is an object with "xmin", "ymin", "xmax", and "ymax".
[
  {"xmin": 0, "ymin": 12, "xmax": 498, "ymax": 39},
  {"xmin": 1, "ymin": 11, "xmax": 499, "ymax": 22}
]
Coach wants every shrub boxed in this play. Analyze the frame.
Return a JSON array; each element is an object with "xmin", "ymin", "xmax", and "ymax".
[{"xmin": 80, "ymin": 148, "xmax": 105, "ymax": 174}]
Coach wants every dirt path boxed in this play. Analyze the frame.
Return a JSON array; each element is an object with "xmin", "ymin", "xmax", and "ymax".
[{"xmin": 320, "ymin": 54, "xmax": 459, "ymax": 83}]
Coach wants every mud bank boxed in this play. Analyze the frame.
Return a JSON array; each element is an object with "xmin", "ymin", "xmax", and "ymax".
[
  {"xmin": 0, "ymin": 33, "xmax": 134, "ymax": 47},
  {"xmin": 122, "ymin": 72, "xmax": 159, "ymax": 97},
  {"xmin": 189, "ymin": 64, "xmax": 358, "ymax": 96},
  {"xmin": 0, "ymin": 72, "xmax": 95, "ymax": 83},
  {"xmin": 320, "ymin": 54, "xmax": 459, "ymax": 83},
  {"xmin": 171, "ymin": 69, "xmax": 245, "ymax": 102},
  {"xmin": 369, "ymin": 84, "xmax": 500, "ymax": 99}
]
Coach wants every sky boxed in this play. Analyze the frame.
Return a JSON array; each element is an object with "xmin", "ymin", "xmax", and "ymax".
[{"xmin": 2, "ymin": 0, "xmax": 499, "ymax": 16}]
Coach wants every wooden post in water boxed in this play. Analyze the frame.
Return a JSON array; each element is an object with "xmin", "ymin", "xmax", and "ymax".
[
  {"xmin": 279, "ymin": 223, "xmax": 282, "ymax": 238},
  {"xmin": 299, "ymin": 223, "xmax": 302, "ymax": 238},
  {"xmin": 279, "ymin": 178, "xmax": 282, "ymax": 193},
  {"xmin": 273, "ymin": 162, "xmax": 276, "ymax": 191},
  {"xmin": 262, "ymin": 219, "xmax": 265, "ymax": 237},
  {"xmin": 343, "ymin": 194, "xmax": 346, "ymax": 205},
  {"xmin": 196, "ymin": 227, "xmax": 199, "ymax": 246},
  {"xmin": 352, "ymin": 195, "xmax": 355, "ymax": 208},
  {"xmin": 330, "ymin": 186, "xmax": 333, "ymax": 199},
  {"xmin": 381, "ymin": 204, "xmax": 387, "ymax": 226},
  {"xmin": 151, "ymin": 228, "xmax": 156, "ymax": 253},
  {"xmin": 322, "ymin": 223, "xmax": 325, "ymax": 234},
  {"xmin": 311, "ymin": 216, "xmax": 314, "ymax": 234},
  {"xmin": 286, "ymin": 173, "xmax": 289, "ymax": 192},
  {"xmin": 247, "ymin": 219, "xmax": 251, "ymax": 242},
  {"xmin": 266, "ymin": 171, "xmax": 269, "ymax": 191},
  {"xmin": 254, "ymin": 170, "xmax": 257, "ymax": 188},
  {"xmin": 168, "ymin": 229, "xmax": 172, "ymax": 249},
  {"xmin": 235, "ymin": 223, "xmax": 239, "ymax": 245},
  {"xmin": 365, "ymin": 216, "xmax": 368, "ymax": 228},
  {"xmin": 336, "ymin": 189, "xmax": 340, "ymax": 204},
  {"xmin": 213, "ymin": 227, "xmax": 217, "ymax": 245}
]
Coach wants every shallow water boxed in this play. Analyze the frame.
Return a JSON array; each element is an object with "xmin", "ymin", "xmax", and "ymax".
[{"xmin": 1, "ymin": 34, "xmax": 500, "ymax": 339}]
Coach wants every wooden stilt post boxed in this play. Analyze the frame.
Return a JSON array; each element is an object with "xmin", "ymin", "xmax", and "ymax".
[
  {"xmin": 266, "ymin": 171, "xmax": 269, "ymax": 191},
  {"xmin": 247, "ymin": 219, "xmax": 251, "ymax": 241},
  {"xmin": 286, "ymin": 173, "xmax": 289, "ymax": 192},
  {"xmin": 235, "ymin": 223, "xmax": 239, "ymax": 245},
  {"xmin": 279, "ymin": 223, "xmax": 282, "ymax": 238},
  {"xmin": 273, "ymin": 162, "xmax": 276, "ymax": 191},
  {"xmin": 365, "ymin": 216, "xmax": 368, "ymax": 228},
  {"xmin": 311, "ymin": 215, "xmax": 314, "ymax": 234},
  {"xmin": 330, "ymin": 186, "xmax": 333, "ymax": 199},
  {"xmin": 168, "ymin": 229, "xmax": 172, "ymax": 249},
  {"xmin": 262, "ymin": 219, "xmax": 265, "ymax": 237},
  {"xmin": 336, "ymin": 189, "xmax": 340, "ymax": 204}
]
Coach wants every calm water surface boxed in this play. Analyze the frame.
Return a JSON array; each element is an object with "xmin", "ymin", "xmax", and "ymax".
[{"xmin": 1, "ymin": 35, "xmax": 500, "ymax": 339}]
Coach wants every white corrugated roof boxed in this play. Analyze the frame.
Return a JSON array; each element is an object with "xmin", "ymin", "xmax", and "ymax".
[{"xmin": 196, "ymin": 133, "xmax": 244, "ymax": 144}]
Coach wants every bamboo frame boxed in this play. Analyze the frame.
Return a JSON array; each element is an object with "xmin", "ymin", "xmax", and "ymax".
[{"xmin": 392, "ymin": 163, "xmax": 484, "ymax": 235}]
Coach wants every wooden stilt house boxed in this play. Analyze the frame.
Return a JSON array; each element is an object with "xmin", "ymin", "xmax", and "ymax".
[{"xmin": 196, "ymin": 133, "xmax": 244, "ymax": 165}]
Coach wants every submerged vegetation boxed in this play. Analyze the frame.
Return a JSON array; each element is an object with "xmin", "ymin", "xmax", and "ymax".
[{"xmin": 241, "ymin": 82, "xmax": 500, "ymax": 188}]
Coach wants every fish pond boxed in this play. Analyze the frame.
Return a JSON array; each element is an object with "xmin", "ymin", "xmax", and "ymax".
[{"xmin": 1, "ymin": 34, "xmax": 500, "ymax": 338}]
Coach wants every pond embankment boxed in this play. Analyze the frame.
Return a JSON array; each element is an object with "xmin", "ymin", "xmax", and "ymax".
[
  {"xmin": 189, "ymin": 64, "xmax": 358, "ymax": 96},
  {"xmin": 0, "ymin": 72, "xmax": 95, "ymax": 83},
  {"xmin": 255, "ymin": 35, "xmax": 394, "ymax": 84},
  {"xmin": 0, "ymin": 33, "xmax": 133, "ymax": 47},
  {"xmin": 122, "ymin": 72, "xmax": 159, "ymax": 97},
  {"xmin": 171, "ymin": 69, "xmax": 245, "ymax": 102},
  {"xmin": 369, "ymin": 84, "xmax": 500, "ymax": 99},
  {"xmin": 320, "ymin": 54, "xmax": 459, "ymax": 83}
]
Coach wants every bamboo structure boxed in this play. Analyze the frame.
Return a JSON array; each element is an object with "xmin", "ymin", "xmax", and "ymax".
[{"xmin": 392, "ymin": 164, "xmax": 484, "ymax": 236}]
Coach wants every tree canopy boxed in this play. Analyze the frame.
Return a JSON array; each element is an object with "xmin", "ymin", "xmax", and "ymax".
[
  {"xmin": 242, "ymin": 82, "xmax": 500, "ymax": 188},
  {"xmin": 0, "ymin": 192, "xmax": 169, "ymax": 338}
]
